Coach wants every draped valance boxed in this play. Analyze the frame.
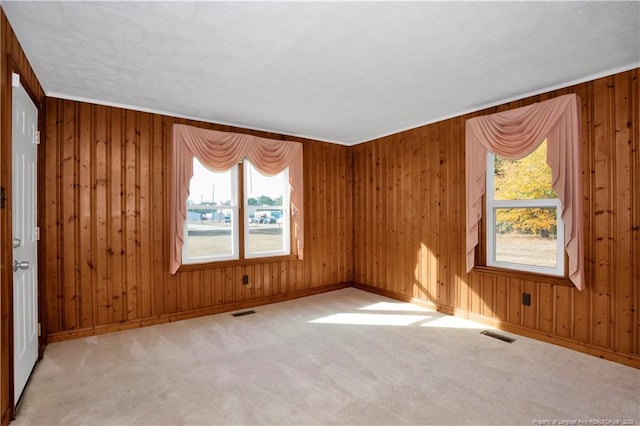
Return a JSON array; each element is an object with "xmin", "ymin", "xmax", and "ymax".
[
  {"xmin": 465, "ymin": 94, "xmax": 584, "ymax": 290},
  {"xmin": 170, "ymin": 124, "xmax": 303, "ymax": 274}
]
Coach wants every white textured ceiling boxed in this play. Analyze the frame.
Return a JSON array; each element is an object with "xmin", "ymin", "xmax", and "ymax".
[{"xmin": 3, "ymin": 1, "xmax": 639, "ymax": 145}]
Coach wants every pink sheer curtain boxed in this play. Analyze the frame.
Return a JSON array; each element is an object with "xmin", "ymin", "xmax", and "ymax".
[
  {"xmin": 465, "ymin": 94, "xmax": 584, "ymax": 290},
  {"xmin": 170, "ymin": 124, "xmax": 304, "ymax": 274}
]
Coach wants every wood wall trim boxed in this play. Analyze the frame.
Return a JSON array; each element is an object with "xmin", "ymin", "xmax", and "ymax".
[
  {"xmin": 472, "ymin": 266, "xmax": 574, "ymax": 287},
  {"xmin": 47, "ymin": 282, "xmax": 350, "ymax": 343},
  {"xmin": 441, "ymin": 306, "xmax": 640, "ymax": 369},
  {"xmin": 178, "ymin": 254, "xmax": 299, "ymax": 272},
  {"xmin": 1, "ymin": 407, "xmax": 9, "ymax": 426}
]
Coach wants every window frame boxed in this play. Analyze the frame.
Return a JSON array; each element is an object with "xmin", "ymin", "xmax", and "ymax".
[
  {"xmin": 484, "ymin": 151, "xmax": 565, "ymax": 277},
  {"xmin": 181, "ymin": 160, "xmax": 295, "ymax": 270}
]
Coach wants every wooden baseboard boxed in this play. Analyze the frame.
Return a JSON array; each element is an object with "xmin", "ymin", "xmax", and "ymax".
[
  {"xmin": 352, "ymin": 282, "xmax": 640, "ymax": 369},
  {"xmin": 350, "ymin": 282, "xmax": 412, "ymax": 302},
  {"xmin": 351, "ymin": 282, "xmax": 440, "ymax": 311},
  {"xmin": 443, "ymin": 307, "xmax": 640, "ymax": 369},
  {"xmin": 1, "ymin": 406, "xmax": 11, "ymax": 426},
  {"xmin": 48, "ymin": 283, "xmax": 350, "ymax": 343}
]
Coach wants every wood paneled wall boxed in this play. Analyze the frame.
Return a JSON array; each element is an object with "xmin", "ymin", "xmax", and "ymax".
[
  {"xmin": 1, "ymin": 9, "xmax": 46, "ymax": 424},
  {"xmin": 42, "ymin": 98, "xmax": 353, "ymax": 339},
  {"xmin": 352, "ymin": 68, "xmax": 639, "ymax": 366}
]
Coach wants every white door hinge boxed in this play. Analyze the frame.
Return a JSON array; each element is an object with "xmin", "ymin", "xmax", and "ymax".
[
  {"xmin": 38, "ymin": 323, "xmax": 41, "ymax": 337},
  {"xmin": 35, "ymin": 227, "xmax": 40, "ymax": 240},
  {"xmin": 12, "ymin": 73, "xmax": 20, "ymax": 88},
  {"xmin": 35, "ymin": 131, "xmax": 41, "ymax": 145}
]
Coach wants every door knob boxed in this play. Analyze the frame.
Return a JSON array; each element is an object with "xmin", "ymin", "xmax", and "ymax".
[
  {"xmin": 13, "ymin": 260, "xmax": 29, "ymax": 272},
  {"xmin": 13, "ymin": 238, "xmax": 21, "ymax": 248}
]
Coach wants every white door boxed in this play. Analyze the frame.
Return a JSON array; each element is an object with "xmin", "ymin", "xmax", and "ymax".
[{"xmin": 12, "ymin": 73, "xmax": 39, "ymax": 403}]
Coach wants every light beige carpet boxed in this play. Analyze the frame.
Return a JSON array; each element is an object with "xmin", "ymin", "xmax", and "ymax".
[{"xmin": 13, "ymin": 288, "xmax": 639, "ymax": 425}]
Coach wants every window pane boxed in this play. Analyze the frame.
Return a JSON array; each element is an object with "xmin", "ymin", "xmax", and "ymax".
[
  {"xmin": 185, "ymin": 159, "xmax": 238, "ymax": 262},
  {"xmin": 494, "ymin": 140, "xmax": 558, "ymax": 201},
  {"xmin": 245, "ymin": 161, "xmax": 289, "ymax": 257},
  {"xmin": 185, "ymin": 208, "xmax": 235, "ymax": 258},
  {"xmin": 494, "ymin": 207, "xmax": 558, "ymax": 268}
]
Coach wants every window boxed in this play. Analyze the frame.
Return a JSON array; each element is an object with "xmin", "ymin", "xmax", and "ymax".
[
  {"xmin": 244, "ymin": 160, "xmax": 290, "ymax": 258},
  {"xmin": 183, "ymin": 160, "xmax": 239, "ymax": 263},
  {"xmin": 170, "ymin": 124, "xmax": 303, "ymax": 275},
  {"xmin": 485, "ymin": 141, "xmax": 565, "ymax": 276},
  {"xmin": 464, "ymin": 94, "xmax": 583, "ymax": 289},
  {"xmin": 182, "ymin": 158, "xmax": 290, "ymax": 265}
]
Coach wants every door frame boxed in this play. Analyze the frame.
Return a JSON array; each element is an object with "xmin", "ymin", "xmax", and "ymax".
[{"xmin": 1, "ymin": 56, "xmax": 47, "ymax": 421}]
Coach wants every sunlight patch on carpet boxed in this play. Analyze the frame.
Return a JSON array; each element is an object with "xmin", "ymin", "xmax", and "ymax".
[
  {"xmin": 309, "ymin": 312, "xmax": 430, "ymax": 326},
  {"xmin": 358, "ymin": 301, "xmax": 432, "ymax": 313}
]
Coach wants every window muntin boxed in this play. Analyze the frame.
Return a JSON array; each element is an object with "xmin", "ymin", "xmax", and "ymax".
[
  {"xmin": 486, "ymin": 141, "xmax": 565, "ymax": 276},
  {"xmin": 244, "ymin": 160, "xmax": 290, "ymax": 259},
  {"xmin": 183, "ymin": 159, "xmax": 239, "ymax": 263}
]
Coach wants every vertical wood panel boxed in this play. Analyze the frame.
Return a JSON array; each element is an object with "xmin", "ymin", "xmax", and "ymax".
[
  {"xmin": 539, "ymin": 283, "xmax": 554, "ymax": 334},
  {"xmin": 214, "ymin": 268, "xmax": 224, "ymax": 305},
  {"xmin": 427, "ymin": 127, "xmax": 439, "ymax": 303},
  {"xmin": 481, "ymin": 275, "xmax": 495, "ymax": 318},
  {"xmin": 437, "ymin": 123, "xmax": 448, "ymax": 306},
  {"xmin": 296, "ymin": 258, "xmax": 304, "ymax": 292},
  {"xmin": 631, "ymin": 70, "xmax": 640, "ymax": 355},
  {"xmin": 411, "ymin": 135, "xmax": 422, "ymax": 300},
  {"xmin": 612, "ymin": 73, "xmax": 632, "ymax": 353},
  {"xmin": 389, "ymin": 139, "xmax": 397, "ymax": 292},
  {"xmin": 202, "ymin": 269, "xmax": 213, "ymax": 307},
  {"xmin": 555, "ymin": 286, "xmax": 572, "ymax": 338},
  {"xmin": 352, "ymin": 146, "xmax": 362, "ymax": 284},
  {"xmin": 94, "ymin": 105, "xmax": 109, "ymax": 326},
  {"xmin": 508, "ymin": 279, "xmax": 523, "ymax": 326},
  {"xmin": 445, "ymin": 120, "xmax": 457, "ymax": 309},
  {"xmin": 109, "ymin": 109, "xmax": 124, "ymax": 324},
  {"xmin": 124, "ymin": 109, "xmax": 137, "ymax": 320},
  {"xmin": 370, "ymin": 143, "xmax": 379, "ymax": 287},
  {"xmin": 329, "ymin": 147, "xmax": 339, "ymax": 286},
  {"xmin": 494, "ymin": 276, "xmax": 508, "ymax": 322},
  {"xmin": 138, "ymin": 112, "xmax": 152, "ymax": 319},
  {"xmin": 44, "ymin": 100, "xmax": 62, "ymax": 332},
  {"xmin": 574, "ymin": 83, "xmax": 592, "ymax": 345},
  {"xmin": 315, "ymin": 145, "xmax": 326, "ymax": 286},
  {"xmin": 62, "ymin": 100, "xmax": 78, "ymax": 330},
  {"xmin": 344, "ymin": 148, "xmax": 354, "ymax": 283},
  {"xmin": 152, "ymin": 115, "xmax": 165, "ymax": 316},
  {"xmin": 522, "ymin": 281, "xmax": 538, "ymax": 330},
  {"xmin": 78, "ymin": 103, "xmax": 93, "ymax": 328},
  {"xmin": 591, "ymin": 77, "xmax": 612, "ymax": 348},
  {"xmin": 401, "ymin": 136, "xmax": 411, "ymax": 295}
]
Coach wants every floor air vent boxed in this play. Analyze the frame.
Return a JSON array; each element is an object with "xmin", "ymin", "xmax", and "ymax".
[
  {"xmin": 231, "ymin": 310, "xmax": 256, "ymax": 317},
  {"xmin": 481, "ymin": 330, "xmax": 515, "ymax": 343}
]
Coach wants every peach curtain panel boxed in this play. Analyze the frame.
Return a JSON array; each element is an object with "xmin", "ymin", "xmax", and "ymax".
[
  {"xmin": 170, "ymin": 124, "xmax": 304, "ymax": 274},
  {"xmin": 465, "ymin": 94, "xmax": 584, "ymax": 290}
]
